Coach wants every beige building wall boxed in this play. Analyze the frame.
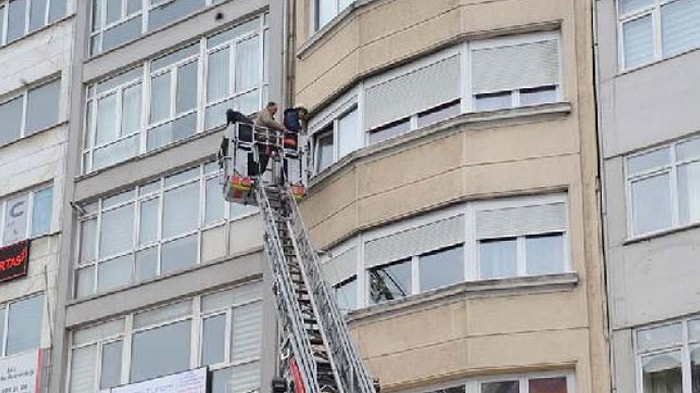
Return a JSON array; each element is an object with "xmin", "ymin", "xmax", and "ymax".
[{"xmin": 292, "ymin": 0, "xmax": 608, "ymax": 392}]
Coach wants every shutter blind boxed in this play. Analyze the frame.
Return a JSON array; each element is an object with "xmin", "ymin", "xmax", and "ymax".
[
  {"xmin": 364, "ymin": 55, "xmax": 461, "ymax": 130},
  {"xmin": 231, "ymin": 301, "xmax": 263, "ymax": 362},
  {"xmin": 69, "ymin": 345, "xmax": 96, "ymax": 393},
  {"xmin": 661, "ymin": 0, "xmax": 700, "ymax": 58},
  {"xmin": 622, "ymin": 15, "xmax": 654, "ymax": 68},
  {"xmin": 475, "ymin": 202, "xmax": 566, "ymax": 239},
  {"xmin": 322, "ymin": 247, "xmax": 358, "ymax": 285},
  {"xmin": 365, "ymin": 214, "xmax": 465, "ymax": 268},
  {"xmin": 471, "ymin": 38, "xmax": 559, "ymax": 94}
]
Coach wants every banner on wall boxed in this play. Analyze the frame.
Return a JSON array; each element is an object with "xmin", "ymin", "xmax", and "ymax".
[
  {"xmin": 0, "ymin": 349, "xmax": 42, "ymax": 393},
  {"xmin": 111, "ymin": 367, "xmax": 208, "ymax": 393},
  {"xmin": 0, "ymin": 240, "xmax": 30, "ymax": 284}
]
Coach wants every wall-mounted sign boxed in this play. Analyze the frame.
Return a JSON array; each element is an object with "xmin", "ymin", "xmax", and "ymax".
[
  {"xmin": 0, "ymin": 240, "xmax": 30, "ymax": 284},
  {"xmin": 111, "ymin": 368, "xmax": 207, "ymax": 393},
  {"xmin": 0, "ymin": 349, "xmax": 41, "ymax": 393}
]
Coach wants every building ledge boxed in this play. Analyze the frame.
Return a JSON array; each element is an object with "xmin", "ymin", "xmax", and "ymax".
[
  {"xmin": 346, "ymin": 272, "xmax": 579, "ymax": 325},
  {"xmin": 623, "ymin": 221, "xmax": 700, "ymax": 246},
  {"xmin": 308, "ymin": 102, "xmax": 572, "ymax": 192}
]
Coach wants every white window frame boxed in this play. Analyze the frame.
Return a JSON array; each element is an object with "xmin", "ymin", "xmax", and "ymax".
[
  {"xmin": 0, "ymin": 0, "xmax": 67, "ymax": 47},
  {"xmin": 309, "ymin": 31, "xmax": 563, "ymax": 174},
  {"xmin": 0, "ymin": 292, "xmax": 45, "ymax": 358},
  {"xmin": 67, "ymin": 283, "xmax": 263, "ymax": 393},
  {"xmin": 310, "ymin": 0, "xmax": 353, "ymax": 33},
  {"xmin": 634, "ymin": 316, "xmax": 700, "ymax": 393},
  {"xmin": 0, "ymin": 77, "xmax": 62, "ymax": 146},
  {"xmin": 0, "ymin": 183, "xmax": 54, "ymax": 247},
  {"xmin": 82, "ymin": 14, "xmax": 268, "ymax": 173},
  {"xmin": 624, "ymin": 134, "xmax": 700, "ymax": 238},
  {"xmin": 327, "ymin": 193, "xmax": 571, "ymax": 311},
  {"xmin": 74, "ymin": 162, "xmax": 257, "ymax": 298},
  {"xmin": 403, "ymin": 370, "xmax": 575, "ymax": 393},
  {"xmin": 617, "ymin": 0, "xmax": 700, "ymax": 71}
]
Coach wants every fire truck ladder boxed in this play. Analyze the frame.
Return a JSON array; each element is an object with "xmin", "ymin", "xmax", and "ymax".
[{"xmin": 256, "ymin": 183, "xmax": 377, "ymax": 393}]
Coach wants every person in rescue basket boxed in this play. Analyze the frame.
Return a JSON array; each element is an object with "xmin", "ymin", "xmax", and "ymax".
[
  {"xmin": 253, "ymin": 102, "xmax": 287, "ymax": 177},
  {"xmin": 282, "ymin": 106, "xmax": 309, "ymax": 183}
]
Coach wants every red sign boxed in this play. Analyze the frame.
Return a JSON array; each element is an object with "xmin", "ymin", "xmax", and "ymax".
[{"xmin": 0, "ymin": 240, "xmax": 30, "ymax": 283}]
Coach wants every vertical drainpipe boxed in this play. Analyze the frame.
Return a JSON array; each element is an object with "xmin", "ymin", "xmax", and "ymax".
[
  {"xmin": 591, "ymin": 0, "xmax": 616, "ymax": 392},
  {"xmin": 284, "ymin": 0, "xmax": 297, "ymax": 108}
]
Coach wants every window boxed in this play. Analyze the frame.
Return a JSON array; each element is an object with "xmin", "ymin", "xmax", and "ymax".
[
  {"xmin": 313, "ymin": 0, "xmax": 353, "ymax": 31},
  {"xmin": 1, "ymin": 185, "xmax": 53, "ymax": 246},
  {"xmin": 618, "ymin": 0, "xmax": 700, "ymax": 70},
  {"xmin": 83, "ymin": 15, "xmax": 268, "ymax": 173},
  {"xmin": 69, "ymin": 283, "xmax": 263, "ymax": 393},
  {"xmin": 0, "ymin": 293, "xmax": 44, "ymax": 357},
  {"xmin": 0, "ymin": 78, "xmax": 61, "ymax": 146},
  {"xmin": 626, "ymin": 135, "xmax": 700, "ymax": 236},
  {"xmin": 422, "ymin": 373, "xmax": 572, "ymax": 393},
  {"xmin": 635, "ymin": 317, "xmax": 700, "ymax": 393},
  {"xmin": 0, "ymin": 0, "xmax": 66, "ymax": 46},
  {"xmin": 309, "ymin": 32, "xmax": 561, "ymax": 173},
  {"xmin": 75, "ymin": 163, "xmax": 257, "ymax": 298},
  {"xmin": 323, "ymin": 194, "xmax": 570, "ymax": 310},
  {"xmin": 90, "ymin": 0, "xmax": 237, "ymax": 55}
]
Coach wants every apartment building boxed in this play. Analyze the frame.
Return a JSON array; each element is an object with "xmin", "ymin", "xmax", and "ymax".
[
  {"xmin": 52, "ymin": 2, "xmax": 287, "ymax": 393},
  {"xmin": 293, "ymin": 0, "xmax": 609, "ymax": 392},
  {"xmin": 595, "ymin": 0, "xmax": 700, "ymax": 392},
  {"xmin": 0, "ymin": 0, "xmax": 72, "ymax": 392}
]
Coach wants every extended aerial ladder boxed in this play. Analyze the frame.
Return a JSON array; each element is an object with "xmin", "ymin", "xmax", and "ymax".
[{"xmin": 218, "ymin": 118, "xmax": 379, "ymax": 393}]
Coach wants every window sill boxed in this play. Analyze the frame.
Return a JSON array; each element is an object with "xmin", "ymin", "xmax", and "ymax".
[
  {"xmin": 308, "ymin": 101, "xmax": 572, "ymax": 191},
  {"xmin": 76, "ymin": 124, "xmax": 226, "ymax": 184},
  {"xmin": 67, "ymin": 245, "xmax": 264, "ymax": 307},
  {"xmin": 346, "ymin": 272, "xmax": 579, "ymax": 324},
  {"xmin": 618, "ymin": 46, "xmax": 700, "ymax": 77},
  {"xmin": 0, "ymin": 14, "xmax": 74, "ymax": 53},
  {"xmin": 0, "ymin": 121, "xmax": 69, "ymax": 151},
  {"xmin": 623, "ymin": 221, "xmax": 700, "ymax": 246}
]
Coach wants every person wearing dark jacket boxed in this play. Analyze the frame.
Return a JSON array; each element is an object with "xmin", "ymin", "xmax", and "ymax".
[{"xmin": 282, "ymin": 106, "xmax": 308, "ymax": 150}]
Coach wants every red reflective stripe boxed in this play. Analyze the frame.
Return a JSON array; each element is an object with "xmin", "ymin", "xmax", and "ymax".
[{"xmin": 290, "ymin": 358, "xmax": 305, "ymax": 393}]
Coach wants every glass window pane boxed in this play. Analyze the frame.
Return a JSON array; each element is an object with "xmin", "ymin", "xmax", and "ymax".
[
  {"xmin": 678, "ymin": 162, "xmax": 700, "ymax": 225},
  {"xmin": 3, "ymin": 194, "xmax": 28, "ymax": 246},
  {"xmin": 92, "ymin": 134, "xmax": 140, "ymax": 170},
  {"xmin": 133, "ymin": 301, "xmax": 191, "ymax": 329},
  {"xmin": 631, "ymin": 173, "xmax": 673, "ymax": 235},
  {"xmin": 677, "ymin": 137, "xmax": 700, "ymax": 162},
  {"xmin": 75, "ymin": 266, "xmax": 95, "ymax": 298},
  {"xmin": 526, "ymin": 233, "xmax": 565, "ymax": 275},
  {"xmin": 202, "ymin": 314, "xmax": 226, "ymax": 366},
  {"xmin": 479, "ymin": 238, "xmax": 517, "ymax": 279},
  {"xmin": 481, "ymin": 381, "xmax": 519, "ymax": 393},
  {"xmin": 690, "ymin": 319, "xmax": 700, "ymax": 341},
  {"xmin": 126, "ymin": 0, "xmax": 140, "ymax": 14},
  {"xmin": 520, "ymin": 85, "xmax": 557, "ymax": 106},
  {"xmin": 419, "ymin": 246, "xmax": 464, "ymax": 292},
  {"xmin": 207, "ymin": 49, "xmax": 230, "ymax": 102},
  {"xmin": 139, "ymin": 198, "xmax": 159, "ymax": 245},
  {"xmin": 334, "ymin": 278, "xmax": 357, "ymax": 315},
  {"xmin": 147, "ymin": 112, "xmax": 197, "ymax": 151},
  {"xmin": 148, "ymin": 0, "xmax": 203, "ymax": 32},
  {"xmin": 529, "ymin": 377, "xmax": 567, "ymax": 393},
  {"xmin": 161, "ymin": 234, "xmax": 197, "ymax": 274},
  {"xmin": 7, "ymin": 0, "xmax": 27, "ymax": 42},
  {"xmin": 69, "ymin": 345, "xmax": 97, "ymax": 393},
  {"xmin": 317, "ymin": 0, "xmax": 337, "ymax": 28},
  {"xmin": 211, "ymin": 362, "xmax": 261, "ymax": 393},
  {"xmin": 97, "ymin": 255, "xmax": 133, "ymax": 292},
  {"xmin": 0, "ymin": 307, "xmax": 5, "ymax": 355},
  {"xmin": 205, "ymin": 178, "xmax": 225, "ymax": 225},
  {"xmin": 29, "ymin": 0, "xmax": 47, "ymax": 31},
  {"xmin": 139, "ymin": 180, "xmax": 161, "ymax": 196},
  {"xmin": 162, "ymin": 182, "xmax": 199, "ymax": 238},
  {"xmin": 642, "ymin": 351, "xmax": 682, "ymax": 393},
  {"xmin": 205, "ymin": 96, "xmax": 235, "ymax": 130},
  {"xmin": 151, "ymin": 44, "xmax": 199, "ymax": 71},
  {"xmin": 48, "ymin": 0, "xmax": 67, "ymax": 22},
  {"xmin": 627, "ymin": 147, "xmax": 671, "ymax": 176},
  {"xmin": 91, "ymin": 0, "xmax": 101, "ymax": 31},
  {"xmin": 231, "ymin": 302, "xmax": 262, "ymax": 362},
  {"xmin": 100, "ymin": 340, "xmax": 123, "ymax": 389},
  {"xmin": 230, "ymin": 202, "xmax": 257, "ymax": 220},
  {"xmin": 135, "ymin": 247, "xmax": 158, "ymax": 281},
  {"xmin": 122, "ymin": 83, "xmax": 142, "ymax": 135},
  {"xmin": 0, "ymin": 96, "xmax": 23, "ymax": 145},
  {"xmin": 623, "ymin": 15, "xmax": 654, "ymax": 69},
  {"xmin": 692, "ymin": 345, "xmax": 700, "ymax": 392},
  {"xmin": 96, "ymin": 67, "xmax": 143, "ymax": 95},
  {"xmin": 150, "ymin": 72, "xmax": 171, "ymax": 123},
  {"xmin": 637, "ymin": 323, "xmax": 683, "ymax": 351},
  {"xmin": 368, "ymin": 119, "xmax": 410, "ymax": 145},
  {"xmin": 337, "ymin": 109, "xmax": 359, "ymax": 159},
  {"xmin": 207, "ymin": 18, "xmax": 258, "ymax": 48},
  {"xmin": 31, "ymin": 187, "xmax": 53, "ymax": 236},
  {"xmin": 0, "ymin": 7, "xmax": 6, "ymax": 46},
  {"xmin": 235, "ymin": 37, "xmax": 260, "ymax": 92},
  {"xmin": 6, "ymin": 294, "xmax": 44, "ymax": 355},
  {"xmin": 104, "ymin": 190, "xmax": 133, "ymax": 208},
  {"xmin": 130, "ymin": 320, "xmax": 191, "ymax": 383},
  {"xmin": 368, "ymin": 259, "xmax": 411, "ymax": 304},
  {"xmin": 620, "ymin": 0, "xmax": 653, "ymax": 14},
  {"xmin": 96, "ymin": 94, "xmax": 118, "ymax": 145},
  {"xmin": 105, "ymin": 0, "xmax": 121, "ymax": 24},
  {"xmin": 315, "ymin": 129, "xmax": 334, "ymax": 172},
  {"xmin": 100, "ymin": 204, "xmax": 134, "ymax": 257},
  {"xmin": 661, "ymin": 0, "xmax": 700, "ymax": 58},
  {"xmin": 426, "ymin": 387, "xmax": 465, "ymax": 393},
  {"xmin": 164, "ymin": 167, "xmax": 199, "ymax": 187},
  {"xmin": 176, "ymin": 61, "xmax": 198, "ymax": 113},
  {"xmin": 234, "ymin": 89, "xmax": 259, "ymax": 115},
  {"xmin": 475, "ymin": 91, "xmax": 511, "ymax": 111},
  {"xmin": 417, "ymin": 101, "xmax": 461, "ymax": 128}
]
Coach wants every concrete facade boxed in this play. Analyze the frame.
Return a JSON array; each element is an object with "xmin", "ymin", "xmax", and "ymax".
[
  {"xmin": 294, "ymin": 0, "xmax": 609, "ymax": 392},
  {"xmin": 595, "ymin": 0, "xmax": 700, "ymax": 392}
]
